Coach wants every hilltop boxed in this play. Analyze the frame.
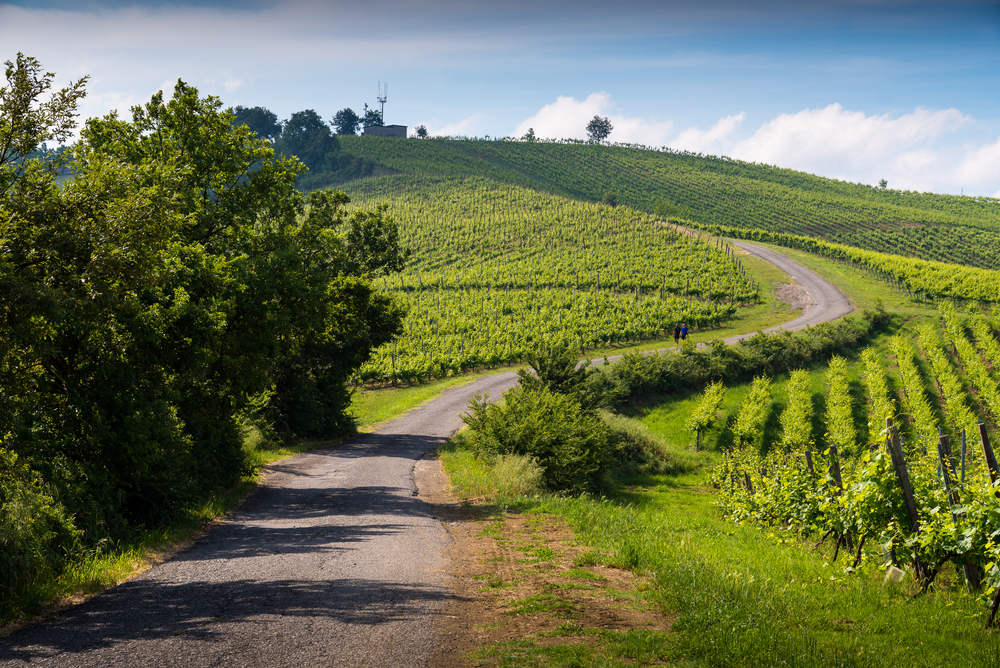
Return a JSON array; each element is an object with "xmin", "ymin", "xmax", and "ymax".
[{"xmin": 316, "ymin": 136, "xmax": 1000, "ymax": 270}]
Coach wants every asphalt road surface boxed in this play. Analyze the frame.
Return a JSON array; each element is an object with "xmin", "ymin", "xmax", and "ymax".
[{"xmin": 0, "ymin": 242, "xmax": 852, "ymax": 667}]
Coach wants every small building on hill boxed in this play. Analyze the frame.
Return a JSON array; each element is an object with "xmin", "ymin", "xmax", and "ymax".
[{"xmin": 363, "ymin": 124, "xmax": 407, "ymax": 138}]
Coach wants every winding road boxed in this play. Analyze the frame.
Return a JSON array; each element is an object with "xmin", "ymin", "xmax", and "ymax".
[{"xmin": 0, "ymin": 242, "xmax": 853, "ymax": 667}]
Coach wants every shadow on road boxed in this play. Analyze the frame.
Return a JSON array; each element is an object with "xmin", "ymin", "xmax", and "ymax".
[{"xmin": 0, "ymin": 576, "xmax": 455, "ymax": 662}]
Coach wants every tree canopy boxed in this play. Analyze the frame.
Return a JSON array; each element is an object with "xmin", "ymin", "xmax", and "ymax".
[
  {"xmin": 361, "ymin": 103, "xmax": 383, "ymax": 128},
  {"xmin": 273, "ymin": 109, "xmax": 339, "ymax": 171},
  {"xmin": 332, "ymin": 107, "xmax": 360, "ymax": 135},
  {"xmin": 0, "ymin": 57, "xmax": 408, "ymax": 582},
  {"xmin": 232, "ymin": 105, "xmax": 282, "ymax": 140},
  {"xmin": 586, "ymin": 115, "xmax": 613, "ymax": 142}
]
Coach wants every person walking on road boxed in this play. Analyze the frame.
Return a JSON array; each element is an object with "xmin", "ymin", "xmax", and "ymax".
[
  {"xmin": 681, "ymin": 323, "xmax": 688, "ymax": 341},
  {"xmin": 673, "ymin": 324, "xmax": 681, "ymax": 346}
]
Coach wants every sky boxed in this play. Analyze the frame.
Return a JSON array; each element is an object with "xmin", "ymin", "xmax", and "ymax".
[{"xmin": 3, "ymin": 0, "xmax": 1000, "ymax": 197}]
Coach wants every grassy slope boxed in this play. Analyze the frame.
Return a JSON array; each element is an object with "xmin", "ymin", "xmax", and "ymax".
[{"xmin": 332, "ymin": 136, "xmax": 1000, "ymax": 270}]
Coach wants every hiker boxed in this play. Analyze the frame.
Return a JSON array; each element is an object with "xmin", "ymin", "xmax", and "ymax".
[
  {"xmin": 673, "ymin": 324, "xmax": 681, "ymax": 345},
  {"xmin": 681, "ymin": 323, "xmax": 688, "ymax": 341}
]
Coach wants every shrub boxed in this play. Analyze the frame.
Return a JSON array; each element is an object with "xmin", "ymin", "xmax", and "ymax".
[
  {"xmin": 0, "ymin": 448, "xmax": 81, "ymax": 602},
  {"xmin": 462, "ymin": 385, "xmax": 612, "ymax": 494}
]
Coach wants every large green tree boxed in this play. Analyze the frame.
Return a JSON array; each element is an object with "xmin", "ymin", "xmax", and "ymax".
[
  {"xmin": 0, "ymin": 58, "xmax": 407, "ymax": 542},
  {"xmin": 273, "ymin": 109, "xmax": 339, "ymax": 171},
  {"xmin": 332, "ymin": 107, "xmax": 360, "ymax": 135},
  {"xmin": 232, "ymin": 105, "xmax": 282, "ymax": 140}
]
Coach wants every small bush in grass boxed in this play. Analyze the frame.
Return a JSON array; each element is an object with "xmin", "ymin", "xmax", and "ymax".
[
  {"xmin": 600, "ymin": 411, "xmax": 698, "ymax": 475},
  {"xmin": 463, "ymin": 385, "xmax": 612, "ymax": 494}
]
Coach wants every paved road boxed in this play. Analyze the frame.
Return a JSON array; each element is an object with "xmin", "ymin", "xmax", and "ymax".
[{"xmin": 0, "ymin": 242, "xmax": 851, "ymax": 667}]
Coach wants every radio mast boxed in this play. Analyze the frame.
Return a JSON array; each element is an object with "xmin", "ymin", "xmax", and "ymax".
[{"xmin": 377, "ymin": 82, "xmax": 388, "ymax": 124}]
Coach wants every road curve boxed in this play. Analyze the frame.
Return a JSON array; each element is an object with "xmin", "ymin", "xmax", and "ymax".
[
  {"xmin": 0, "ymin": 242, "xmax": 851, "ymax": 667},
  {"xmin": 731, "ymin": 241, "xmax": 855, "ymax": 339}
]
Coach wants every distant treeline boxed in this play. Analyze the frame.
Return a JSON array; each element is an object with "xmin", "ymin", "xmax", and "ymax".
[{"xmin": 232, "ymin": 104, "xmax": 385, "ymax": 191}]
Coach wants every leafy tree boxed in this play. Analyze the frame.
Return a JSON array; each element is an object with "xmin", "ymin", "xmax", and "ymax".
[
  {"xmin": 332, "ymin": 107, "xmax": 360, "ymax": 135},
  {"xmin": 232, "ymin": 105, "xmax": 281, "ymax": 140},
  {"xmin": 1, "ymin": 60, "xmax": 407, "ymax": 552},
  {"xmin": 879, "ymin": 179, "xmax": 888, "ymax": 190},
  {"xmin": 602, "ymin": 191, "xmax": 618, "ymax": 207},
  {"xmin": 361, "ymin": 103, "xmax": 382, "ymax": 128},
  {"xmin": 586, "ymin": 115, "xmax": 613, "ymax": 142},
  {"xmin": 414, "ymin": 124, "xmax": 428, "ymax": 138},
  {"xmin": 522, "ymin": 127, "xmax": 536, "ymax": 142},
  {"xmin": 1, "ymin": 53, "xmax": 86, "ymax": 193},
  {"xmin": 273, "ymin": 109, "xmax": 339, "ymax": 171}
]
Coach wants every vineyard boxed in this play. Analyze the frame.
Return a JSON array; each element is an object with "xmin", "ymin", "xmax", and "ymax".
[
  {"xmin": 337, "ymin": 175, "xmax": 760, "ymax": 384},
  {"xmin": 332, "ymin": 136, "xmax": 1000, "ymax": 270},
  {"xmin": 707, "ymin": 306, "xmax": 1000, "ymax": 621},
  {"xmin": 706, "ymin": 223, "xmax": 1000, "ymax": 304}
]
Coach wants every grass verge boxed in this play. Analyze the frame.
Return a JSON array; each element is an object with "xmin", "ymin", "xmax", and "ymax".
[{"xmin": 441, "ymin": 393, "xmax": 1000, "ymax": 667}]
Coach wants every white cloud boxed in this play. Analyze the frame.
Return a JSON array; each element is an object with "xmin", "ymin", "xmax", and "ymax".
[
  {"xmin": 673, "ymin": 112, "xmax": 746, "ymax": 155},
  {"xmin": 955, "ymin": 137, "xmax": 1000, "ymax": 190},
  {"xmin": 513, "ymin": 92, "xmax": 673, "ymax": 144},
  {"xmin": 732, "ymin": 104, "xmax": 967, "ymax": 165},
  {"xmin": 723, "ymin": 104, "xmax": 1000, "ymax": 196},
  {"xmin": 428, "ymin": 113, "xmax": 487, "ymax": 137}
]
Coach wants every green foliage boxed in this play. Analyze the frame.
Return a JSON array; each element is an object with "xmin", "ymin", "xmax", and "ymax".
[
  {"xmin": 734, "ymin": 376, "xmax": 772, "ymax": 447},
  {"xmin": 463, "ymin": 385, "xmax": 613, "ymax": 494},
  {"xmin": 779, "ymin": 369, "xmax": 812, "ymax": 451},
  {"xmin": 825, "ymin": 356, "xmax": 856, "ymax": 454},
  {"xmin": 361, "ymin": 103, "xmax": 382, "ymax": 128},
  {"xmin": 332, "ymin": 107, "xmax": 360, "ymax": 135},
  {"xmin": 684, "ymin": 380, "xmax": 726, "ymax": 448},
  {"xmin": 601, "ymin": 411, "xmax": 695, "ymax": 475},
  {"xmin": 595, "ymin": 309, "xmax": 885, "ymax": 408},
  {"xmin": 341, "ymin": 175, "xmax": 759, "ymax": 383},
  {"xmin": 0, "ymin": 52, "xmax": 86, "ymax": 190},
  {"xmin": 586, "ymin": 115, "xmax": 613, "ymax": 142},
  {"xmin": 712, "ymin": 325, "xmax": 1000, "ymax": 606},
  {"xmin": 888, "ymin": 335, "xmax": 939, "ymax": 447},
  {"xmin": 518, "ymin": 339, "xmax": 598, "ymax": 408},
  {"xmin": 0, "ymin": 447, "xmax": 81, "ymax": 605},
  {"xmin": 919, "ymin": 321, "xmax": 979, "ymax": 439},
  {"xmin": 0, "ymin": 58, "xmax": 407, "ymax": 586},
  {"xmin": 707, "ymin": 223, "xmax": 1000, "ymax": 302},
  {"xmin": 232, "ymin": 105, "xmax": 281, "ymax": 140},
  {"xmin": 861, "ymin": 348, "xmax": 898, "ymax": 448},
  {"xmin": 273, "ymin": 108, "xmax": 339, "ymax": 171}
]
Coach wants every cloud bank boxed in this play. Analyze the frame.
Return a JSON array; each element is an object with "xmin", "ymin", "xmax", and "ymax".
[{"xmin": 515, "ymin": 95, "xmax": 1000, "ymax": 196}]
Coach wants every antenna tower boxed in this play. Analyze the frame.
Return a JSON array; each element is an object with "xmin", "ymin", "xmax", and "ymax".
[{"xmin": 377, "ymin": 82, "xmax": 388, "ymax": 124}]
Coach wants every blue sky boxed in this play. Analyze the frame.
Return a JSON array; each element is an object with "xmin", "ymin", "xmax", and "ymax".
[{"xmin": 3, "ymin": 0, "xmax": 999, "ymax": 196}]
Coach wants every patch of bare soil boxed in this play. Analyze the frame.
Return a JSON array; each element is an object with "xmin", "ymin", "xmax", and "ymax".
[
  {"xmin": 415, "ymin": 456, "xmax": 673, "ymax": 667},
  {"xmin": 773, "ymin": 282, "xmax": 816, "ymax": 311}
]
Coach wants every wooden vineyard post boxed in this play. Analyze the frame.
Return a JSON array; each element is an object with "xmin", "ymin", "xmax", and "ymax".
[
  {"xmin": 887, "ymin": 420, "xmax": 920, "ymax": 532},
  {"xmin": 886, "ymin": 419, "xmax": 927, "ymax": 580},
  {"xmin": 938, "ymin": 432, "xmax": 982, "ymax": 591},
  {"xmin": 744, "ymin": 473, "xmax": 754, "ymax": 495},
  {"xmin": 804, "ymin": 450, "xmax": 815, "ymax": 477},
  {"xmin": 979, "ymin": 422, "xmax": 999, "ymax": 492},
  {"xmin": 828, "ymin": 444, "xmax": 844, "ymax": 492},
  {"xmin": 828, "ymin": 444, "xmax": 851, "ymax": 551}
]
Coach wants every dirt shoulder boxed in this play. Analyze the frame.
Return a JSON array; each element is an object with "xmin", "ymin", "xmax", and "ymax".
[{"xmin": 414, "ymin": 456, "xmax": 673, "ymax": 667}]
